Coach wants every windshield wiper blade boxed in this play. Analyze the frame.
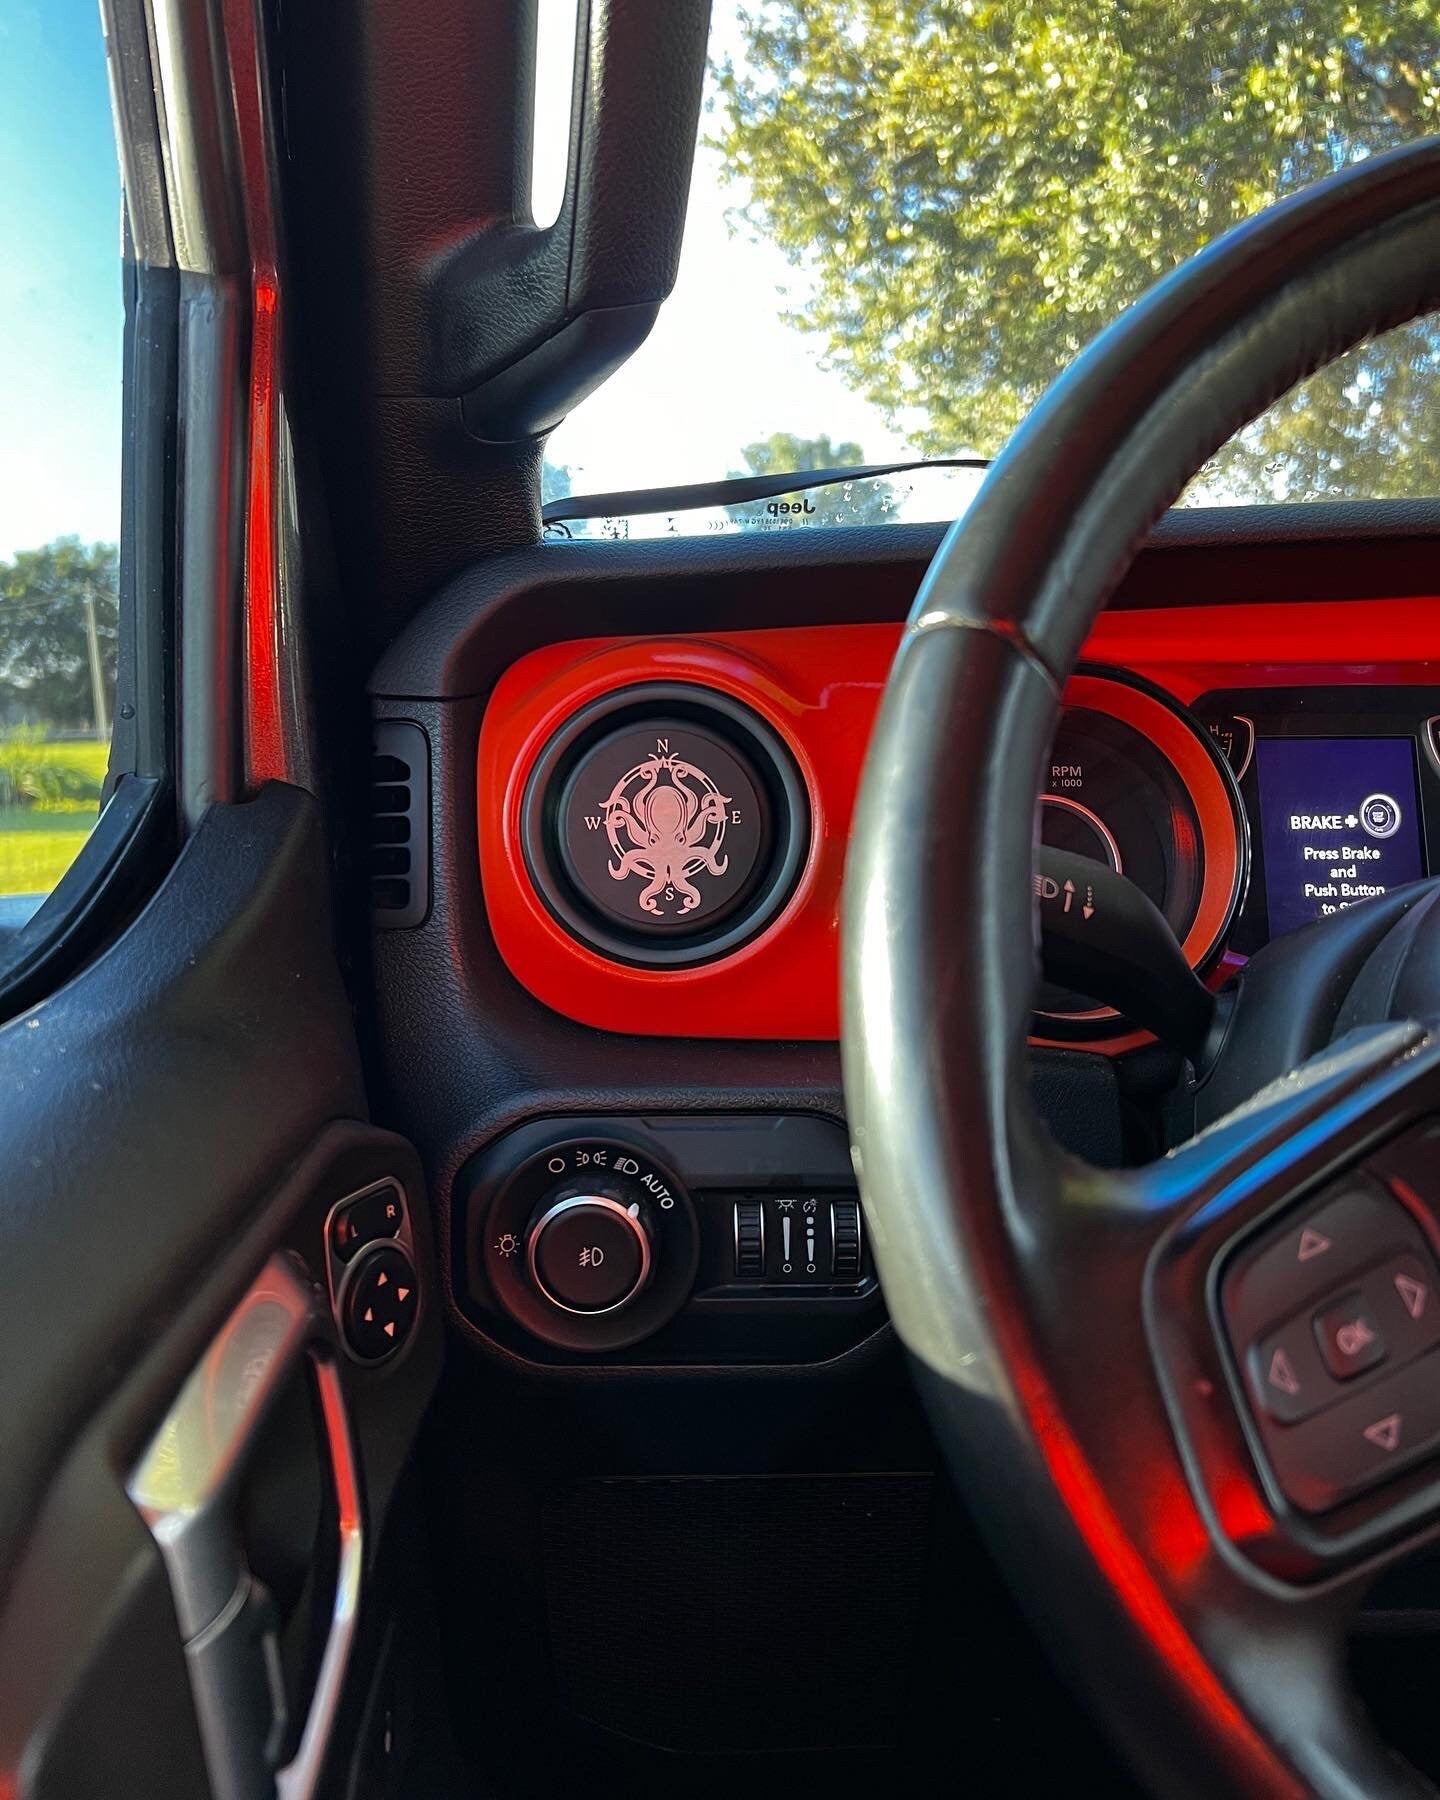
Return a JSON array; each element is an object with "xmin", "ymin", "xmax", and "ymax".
[{"xmin": 540, "ymin": 456, "xmax": 992, "ymax": 525}]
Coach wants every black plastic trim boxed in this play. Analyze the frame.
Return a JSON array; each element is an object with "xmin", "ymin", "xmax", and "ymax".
[
  {"xmin": 433, "ymin": 1, "xmax": 710, "ymax": 433},
  {"xmin": 371, "ymin": 498, "xmax": 1440, "ymax": 701},
  {"xmin": 0, "ymin": 244, "xmax": 178, "ymax": 1022},
  {"xmin": 370, "ymin": 720, "xmax": 432, "ymax": 930},
  {"xmin": 110, "ymin": 251, "xmax": 176, "ymax": 791}
]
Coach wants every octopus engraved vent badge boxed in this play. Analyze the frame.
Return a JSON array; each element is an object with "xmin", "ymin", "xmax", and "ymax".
[
  {"xmin": 524, "ymin": 687, "xmax": 808, "ymax": 968},
  {"xmin": 601, "ymin": 748, "xmax": 731, "ymax": 916}
]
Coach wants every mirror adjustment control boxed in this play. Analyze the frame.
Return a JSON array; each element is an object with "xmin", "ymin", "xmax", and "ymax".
[
  {"xmin": 325, "ymin": 1178, "xmax": 420, "ymax": 1365},
  {"xmin": 329, "ymin": 1179, "xmax": 405, "ymax": 1262},
  {"xmin": 527, "ymin": 1195, "xmax": 652, "ymax": 1314},
  {"xmin": 341, "ymin": 1243, "xmax": 419, "ymax": 1363}
]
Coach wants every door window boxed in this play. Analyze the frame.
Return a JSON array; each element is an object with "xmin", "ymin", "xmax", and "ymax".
[{"xmin": 0, "ymin": 1, "xmax": 123, "ymax": 926}]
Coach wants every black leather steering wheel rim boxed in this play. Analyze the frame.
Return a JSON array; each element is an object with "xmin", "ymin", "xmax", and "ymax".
[{"xmin": 843, "ymin": 139, "xmax": 1440, "ymax": 1799}]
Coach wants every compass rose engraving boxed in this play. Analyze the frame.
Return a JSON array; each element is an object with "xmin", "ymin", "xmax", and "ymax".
[{"xmin": 601, "ymin": 750, "xmax": 731, "ymax": 916}]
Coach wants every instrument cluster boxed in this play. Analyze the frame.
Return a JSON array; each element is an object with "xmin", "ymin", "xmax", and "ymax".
[{"xmin": 1038, "ymin": 670, "xmax": 1247, "ymax": 1036}]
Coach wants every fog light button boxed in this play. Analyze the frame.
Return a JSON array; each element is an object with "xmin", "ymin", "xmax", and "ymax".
[{"xmin": 528, "ymin": 1196, "xmax": 652, "ymax": 1314}]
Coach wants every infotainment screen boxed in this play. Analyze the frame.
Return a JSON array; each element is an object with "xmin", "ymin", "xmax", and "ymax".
[{"xmin": 1253, "ymin": 736, "xmax": 1425, "ymax": 937}]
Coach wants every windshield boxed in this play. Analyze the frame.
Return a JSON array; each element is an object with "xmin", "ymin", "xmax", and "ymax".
[{"xmin": 545, "ymin": 3, "xmax": 1440, "ymax": 533}]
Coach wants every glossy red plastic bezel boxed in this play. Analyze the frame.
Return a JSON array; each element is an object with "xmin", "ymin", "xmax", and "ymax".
[
  {"xmin": 479, "ymin": 627, "xmax": 898, "ymax": 1039},
  {"xmin": 477, "ymin": 600, "xmax": 1440, "ymax": 1043}
]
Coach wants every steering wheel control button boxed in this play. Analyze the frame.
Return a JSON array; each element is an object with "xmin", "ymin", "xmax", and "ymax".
[
  {"xmin": 1222, "ymin": 1165, "xmax": 1440, "ymax": 1512},
  {"xmin": 1297, "ymin": 1226, "xmax": 1332, "ymax": 1263},
  {"xmin": 1363, "ymin": 1250, "xmax": 1440, "ymax": 1359},
  {"xmin": 1313, "ymin": 1295, "xmax": 1387, "ymax": 1381},
  {"xmin": 329, "ymin": 1180, "xmax": 406, "ymax": 1262},
  {"xmin": 342, "ymin": 1244, "xmax": 419, "ymax": 1362},
  {"xmin": 1395, "ymin": 1266, "xmax": 1429, "ymax": 1320},
  {"xmin": 527, "ymin": 1195, "xmax": 652, "ymax": 1314},
  {"xmin": 1363, "ymin": 1414, "xmax": 1402, "ymax": 1453},
  {"xmin": 1265, "ymin": 1347, "xmax": 1440, "ymax": 1513},
  {"xmin": 521, "ymin": 686, "xmax": 809, "ymax": 969},
  {"xmin": 1251, "ymin": 1324, "xmax": 1330, "ymax": 1424},
  {"xmin": 1221, "ymin": 1178, "xmax": 1416, "ymax": 1352}
]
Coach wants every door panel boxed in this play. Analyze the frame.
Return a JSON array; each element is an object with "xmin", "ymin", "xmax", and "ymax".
[{"xmin": 0, "ymin": 785, "xmax": 440, "ymax": 1795}]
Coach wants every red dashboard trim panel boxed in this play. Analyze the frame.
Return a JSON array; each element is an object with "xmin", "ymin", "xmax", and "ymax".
[
  {"xmin": 480, "ymin": 627, "xmax": 876, "ymax": 1040},
  {"xmin": 477, "ymin": 600, "xmax": 1440, "ymax": 1042}
]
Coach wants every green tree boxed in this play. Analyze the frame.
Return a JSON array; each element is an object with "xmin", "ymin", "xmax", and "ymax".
[
  {"xmin": 728, "ymin": 430, "xmax": 899, "ymax": 525},
  {"xmin": 0, "ymin": 539, "xmax": 118, "ymax": 733},
  {"xmin": 715, "ymin": 3, "xmax": 1440, "ymax": 501}
]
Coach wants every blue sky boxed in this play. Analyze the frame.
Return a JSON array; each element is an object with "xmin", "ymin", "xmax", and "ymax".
[{"xmin": 0, "ymin": 0, "xmax": 122, "ymax": 560}]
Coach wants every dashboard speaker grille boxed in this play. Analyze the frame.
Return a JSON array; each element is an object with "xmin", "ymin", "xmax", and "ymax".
[{"xmin": 370, "ymin": 721, "xmax": 430, "ymax": 929}]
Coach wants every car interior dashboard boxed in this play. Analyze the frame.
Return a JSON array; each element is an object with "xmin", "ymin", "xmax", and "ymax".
[
  {"xmin": 367, "ymin": 503, "xmax": 1440, "ymax": 1341},
  {"xmin": 347, "ymin": 504, "xmax": 1440, "ymax": 1790},
  {"xmin": 17, "ymin": 4, "xmax": 1440, "ymax": 1796}
]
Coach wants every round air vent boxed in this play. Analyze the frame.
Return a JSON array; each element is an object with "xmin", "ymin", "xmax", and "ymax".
[{"xmin": 521, "ymin": 685, "xmax": 808, "ymax": 968}]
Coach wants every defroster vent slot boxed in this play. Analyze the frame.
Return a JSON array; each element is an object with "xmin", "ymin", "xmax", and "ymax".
[{"xmin": 370, "ymin": 721, "xmax": 430, "ymax": 928}]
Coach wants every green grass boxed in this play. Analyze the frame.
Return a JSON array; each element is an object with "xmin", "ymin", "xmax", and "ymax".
[
  {"xmin": 0, "ymin": 735, "xmax": 107, "ymax": 897},
  {"xmin": 0, "ymin": 808, "xmax": 95, "ymax": 897},
  {"xmin": 34, "ymin": 740, "xmax": 109, "ymax": 782}
]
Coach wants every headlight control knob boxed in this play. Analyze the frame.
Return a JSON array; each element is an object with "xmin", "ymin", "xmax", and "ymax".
[
  {"xmin": 526, "ymin": 1193, "xmax": 653, "ymax": 1314},
  {"xmin": 470, "ymin": 1131, "xmax": 700, "ymax": 1352}
]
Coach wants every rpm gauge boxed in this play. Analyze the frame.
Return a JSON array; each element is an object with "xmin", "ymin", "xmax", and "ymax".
[{"xmin": 1037, "ymin": 671, "xmax": 1248, "ymax": 1034}]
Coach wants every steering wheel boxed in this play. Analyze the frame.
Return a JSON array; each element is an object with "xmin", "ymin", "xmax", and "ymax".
[{"xmin": 843, "ymin": 139, "xmax": 1440, "ymax": 1799}]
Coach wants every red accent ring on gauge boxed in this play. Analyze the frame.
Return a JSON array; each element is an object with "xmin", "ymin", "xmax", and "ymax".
[{"xmin": 1039, "ymin": 670, "xmax": 1247, "ymax": 1030}]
